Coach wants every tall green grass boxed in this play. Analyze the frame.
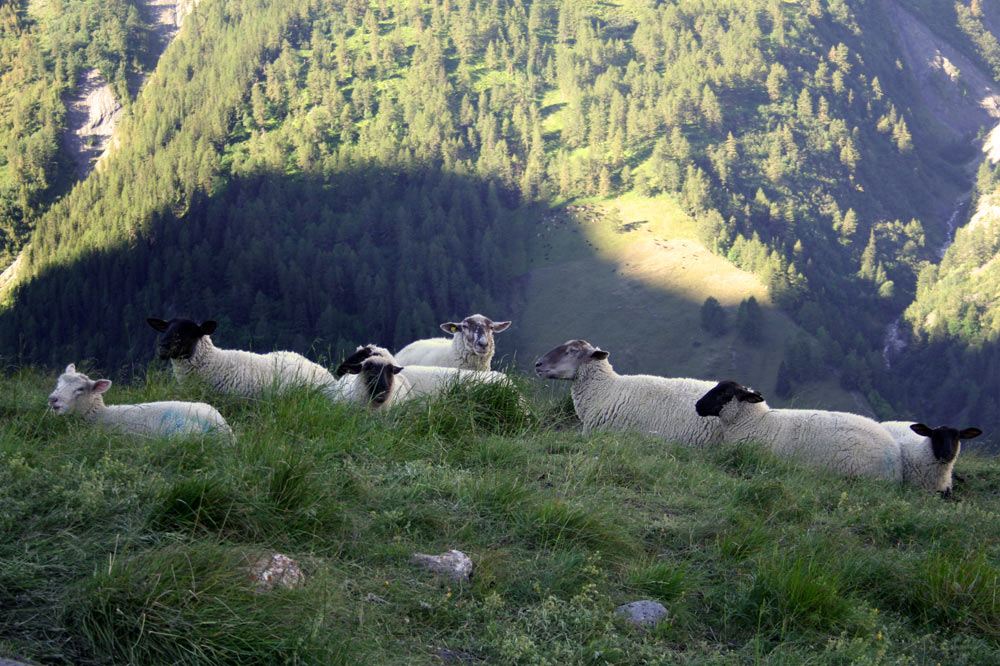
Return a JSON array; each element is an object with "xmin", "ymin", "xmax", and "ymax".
[{"xmin": 1, "ymin": 366, "xmax": 999, "ymax": 664}]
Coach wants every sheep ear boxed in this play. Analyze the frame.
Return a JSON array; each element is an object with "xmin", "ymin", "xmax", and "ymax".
[
  {"xmin": 959, "ymin": 428, "xmax": 983, "ymax": 440},
  {"xmin": 199, "ymin": 320, "xmax": 218, "ymax": 335},
  {"xmin": 440, "ymin": 322, "xmax": 462, "ymax": 334},
  {"xmin": 147, "ymin": 318, "xmax": 169, "ymax": 332},
  {"xmin": 590, "ymin": 349, "xmax": 609, "ymax": 360},
  {"xmin": 65, "ymin": 363, "xmax": 77, "ymax": 374},
  {"xmin": 92, "ymin": 379, "xmax": 112, "ymax": 393},
  {"xmin": 910, "ymin": 423, "xmax": 933, "ymax": 437},
  {"xmin": 738, "ymin": 388, "xmax": 764, "ymax": 403},
  {"xmin": 491, "ymin": 321, "xmax": 512, "ymax": 332},
  {"xmin": 339, "ymin": 362, "xmax": 363, "ymax": 375},
  {"xmin": 391, "ymin": 365, "xmax": 404, "ymax": 374}
]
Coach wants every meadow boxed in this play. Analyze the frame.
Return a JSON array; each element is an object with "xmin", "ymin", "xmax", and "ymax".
[{"xmin": 1, "ymin": 365, "xmax": 999, "ymax": 665}]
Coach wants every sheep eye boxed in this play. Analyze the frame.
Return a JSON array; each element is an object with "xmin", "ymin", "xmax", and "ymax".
[{"xmin": 74, "ymin": 388, "xmax": 84, "ymax": 394}]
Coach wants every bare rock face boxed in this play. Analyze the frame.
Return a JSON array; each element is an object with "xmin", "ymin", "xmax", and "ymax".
[
  {"xmin": 61, "ymin": 1, "xmax": 201, "ymax": 181},
  {"xmin": 248, "ymin": 553, "xmax": 305, "ymax": 591},
  {"xmin": 62, "ymin": 69, "xmax": 123, "ymax": 180},
  {"xmin": 410, "ymin": 549, "xmax": 474, "ymax": 583},
  {"xmin": 146, "ymin": 0, "xmax": 200, "ymax": 52},
  {"xmin": 882, "ymin": 0, "xmax": 1000, "ymax": 138}
]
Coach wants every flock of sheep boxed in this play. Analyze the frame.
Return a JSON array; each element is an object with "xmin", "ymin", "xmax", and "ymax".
[{"xmin": 46, "ymin": 313, "xmax": 981, "ymax": 496}]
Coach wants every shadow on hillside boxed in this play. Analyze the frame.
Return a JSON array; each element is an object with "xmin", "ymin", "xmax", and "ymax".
[{"xmin": 0, "ymin": 165, "xmax": 530, "ymax": 378}]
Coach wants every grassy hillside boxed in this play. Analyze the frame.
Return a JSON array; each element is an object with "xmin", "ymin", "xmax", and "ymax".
[
  {"xmin": 512, "ymin": 194, "xmax": 867, "ymax": 413},
  {"xmin": 2, "ymin": 367, "xmax": 1000, "ymax": 664}
]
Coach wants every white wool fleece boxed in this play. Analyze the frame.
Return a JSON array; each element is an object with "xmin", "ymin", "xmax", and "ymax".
[
  {"xmin": 718, "ymin": 399, "xmax": 902, "ymax": 481},
  {"xmin": 570, "ymin": 359, "xmax": 722, "ymax": 445},
  {"xmin": 172, "ymin": 336, "xmax": 338, "ymax": 398}
]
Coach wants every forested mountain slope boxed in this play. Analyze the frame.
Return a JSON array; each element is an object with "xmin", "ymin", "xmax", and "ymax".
[{"xmin": 0, "ymin": 0, "xmax": 999, "ymax": 439}]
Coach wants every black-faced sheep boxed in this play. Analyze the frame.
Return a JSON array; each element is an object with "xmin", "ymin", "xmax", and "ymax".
[
  {"xmin": 695, "ymin": 380, "xmax": 902, "ymax": 481},
  {"xmin": 881, "ymin": 421, "xmax": 982, "ymax": 495},
  {"xmin": 147, "ymin": 317, "xmax": 338, "ymax": 399}
]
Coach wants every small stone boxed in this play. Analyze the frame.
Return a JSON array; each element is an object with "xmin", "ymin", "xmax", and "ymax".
[
  {"xmin": 410, "ymin": 549, "xmax": 473, "ymax": 583},
  {"xmin": 249, "ymin": 553, "xmax": 305, "ymax": 591},
  {"xmin": 615, "ymin": 600, "xmax": 668, "ymax": 628}
]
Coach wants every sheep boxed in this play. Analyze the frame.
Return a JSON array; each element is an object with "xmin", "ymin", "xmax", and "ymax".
[
  {"xmin": 534, "ymin": 339, "xmax": 722, "ymax": 445},
  {"xmin": 394, "ymin": 314, "xmax": 511, "ymax": 371},
  {"xmin": 695, "ymin": 380, "xmax": 902, "ymax": 481},
  {"xmin": 147, "ymin": 317, "xmax": 339, "ymax": 399},
  {"xmin": 328, "ymin": 344, "xmax": 411, "ymax": 408},
  {"xmin": 48, "ymin": 363, "xmax": 234, "ymax": 441},
  {"xmin": 881, "ymin": 421, "xmax": 982, "ymax": 495}
]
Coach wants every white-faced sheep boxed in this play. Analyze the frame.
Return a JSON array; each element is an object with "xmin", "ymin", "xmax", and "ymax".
[
  {"xmin": 695, "ymin": 380, "xmax": 902, "ymax": 481},
  {"xmin": 881, "ymin": 421, "xmax": 982, "ymax": 495},
  {"xmin": 328, "ymin": 345, "xmax": 411, "ymax": 408},
  {"xmin": 395, "ymin": 314, "xmax": 511, "ymax": 371},
  {"xmin": 48, "ymin": 364, "xmax": 234, "ymax": 441},
  {"xmin": 147, "ymin": 317, "xmax": 339, "ymax": 399},
  {"xmin": 534, "ymin": 339, "xmax": 722, "ymax": 445}
]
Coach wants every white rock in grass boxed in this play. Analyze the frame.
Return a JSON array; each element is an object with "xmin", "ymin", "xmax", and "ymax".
[
  {"xmin": 410, "ymin": 549, "xmax": 473, "ymax": 583},
  {"xmin": 615, "ymin": 600, "xmax": 668, "ymax": 627},
  {"xmin": 249, "ymin": 553, "xmax": 305, "ymax": 591}
]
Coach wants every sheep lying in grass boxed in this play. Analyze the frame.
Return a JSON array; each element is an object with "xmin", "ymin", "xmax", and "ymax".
[
  {"xmin": 534, "ymin": 339, "xmax": 722, "ymax": 445},
  {"xmin": 695, "ymin": 380, "xmax": 902, "ymax": 481},
  {"xmin": 881, "ymin": 421, "xmax": 982, "ymax": 495},
  {"xmin": 147, "ymin": 317, "xmax": 338, "ymax": 399},
  {"xmin": 395, "ymin": 314, "xmax": 511, "ymax": 371},
  {"xmin": 334, "ymin": 345, "xmax": 515, "ymax": 404},
  {"xmin": 329, "ymin": 345, "xmax": 411, "ymax": 409},
  {"xmin": 48, "ymin": 364, "xmax": 234, "ymax": 441}
]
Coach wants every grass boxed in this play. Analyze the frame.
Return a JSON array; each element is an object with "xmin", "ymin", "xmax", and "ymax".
[{"xmin": 1, "ymin": 365, "xmax": 1000, "ymax": 664}]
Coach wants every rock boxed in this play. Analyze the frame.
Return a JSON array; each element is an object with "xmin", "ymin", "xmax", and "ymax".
[
  {"xmin": 249, "ymin": 553, "xmax": 305, "ymax": 591},
  {"xmin": 410, "ymin": 549, "xmax": 473, "ymax": 583},
  {"xmin": 615, "ymin": 600, "xmax": 668, "ymax": 628}
]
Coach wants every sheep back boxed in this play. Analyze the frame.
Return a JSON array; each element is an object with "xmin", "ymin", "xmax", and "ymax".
[
  {"xmin": 572, "ymin": 370, "xmax": 721, "ymax": 446},
  {"xmin": 174, "ymin": 339, "xmax": 337, "ymax": 398},
  {"xmin": 99, "ymin": 400, "xmax": 234, "ymax": 441},
  {"xmin": 741, "ymin": 409, "xmax": 903, "ymax": 481}
]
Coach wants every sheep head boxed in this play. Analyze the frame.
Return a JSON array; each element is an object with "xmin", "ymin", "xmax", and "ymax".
[
  {"xmin": 147, "ymin": 317, "xmax": 217, "ymax": 360},
  {"xmin": 338, "ymin": 347, "xmax": 404, "ymax": 407},
  {"xmin": 48, "ymin": 363, "xmax": 111, "ymax": 415},
  {"xmin": 695, "ymin": 380, "xmax": 764, "ymax": 418},
  {"xmin": 440, "ymin": 314, "xmax": 511, "ymax": 356},
  {"xmin": 909, "ymin": 423, "xmax": 983, "ymax": 464},
  {"xmin": 534, "ymin": 339, "xmax": 609, "ymax": 380}
]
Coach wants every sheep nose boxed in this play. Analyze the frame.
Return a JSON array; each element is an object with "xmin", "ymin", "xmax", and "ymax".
[
  {"xmin": 374, "ymin": 394, "xmax": 387, "ymax": 404},
  {"xmin": 534, "ymin": 359, "xmax": 543, "ymax": 368},
  {"xmin": 48, "ymin": 395, "xmax": 58, "ymax": 405}
]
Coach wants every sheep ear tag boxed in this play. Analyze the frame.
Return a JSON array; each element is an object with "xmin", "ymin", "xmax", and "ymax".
[{"xmin": 440, "ymin": 322, "xmax": 461, "ymax": 333}]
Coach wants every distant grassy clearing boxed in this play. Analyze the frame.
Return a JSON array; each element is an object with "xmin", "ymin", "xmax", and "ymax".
[{"xmin": 514, "ymin": 194, "xmax": 868, "ymax": 413}]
